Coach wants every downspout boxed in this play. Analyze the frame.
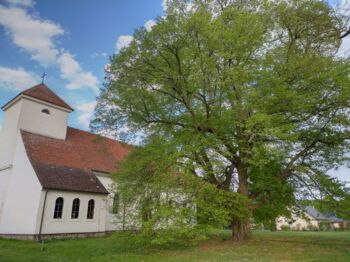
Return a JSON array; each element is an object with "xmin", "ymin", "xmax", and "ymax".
[{"xmin": 38, "ymin": 189, "xmax": 48, "ymax": 241}]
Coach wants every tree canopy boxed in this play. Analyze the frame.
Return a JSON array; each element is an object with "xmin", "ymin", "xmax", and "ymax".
[{"xmin": 92, "ymin": 0, "xmax": 350, "ymax": 242}]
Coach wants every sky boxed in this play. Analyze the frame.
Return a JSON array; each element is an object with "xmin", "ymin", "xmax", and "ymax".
[
  {"xmin": 0, "ymin": 0, "xmax": 164, "ymax": 130},
  {"xmin": 0, "ymin": 0, "xmax": 349, "ymax": 182}
]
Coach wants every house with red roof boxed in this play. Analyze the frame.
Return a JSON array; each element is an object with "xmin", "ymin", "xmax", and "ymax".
[{"xmin": 0, "ymin": 84, "xmax": 132, "ymax": 240}]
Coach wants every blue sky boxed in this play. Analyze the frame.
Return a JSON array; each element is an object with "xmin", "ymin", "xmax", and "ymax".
[
  {"xmin": 0, "ymin": 0, "xmax": 348, "ymax": 182},
  {"xmin": 0, "ymin": 0, "xmax": 164, "ymax": 130}
]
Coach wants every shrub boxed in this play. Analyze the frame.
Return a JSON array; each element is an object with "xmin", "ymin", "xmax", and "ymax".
[
  {"xmin": 338, "ymin": 222, "xmax": 346, "ymax": 231},
  {"xmin": 319, "ymin": 221, "xmax": 332, "ymax": 231},
  {"xmin": 306, "ymin": 223, "xmax": 318, "ymax": 231},
  {"xmin": 294, "ymin": 223, "xmax": 302, "ymax": 231},
  {"xmin": 346, "ymin": 222, "xmax": 350, "ymax": 231},
  {"xmin": 262, "ymin": 220, "xmax": 276, "ymax": 231},
  {"xmin": 133, "ymin": 225, "xmax": 208, "ymax": 248},
  {"xmin": 280, "ymin": 225, "xmax": 290, "ymax": 231}
]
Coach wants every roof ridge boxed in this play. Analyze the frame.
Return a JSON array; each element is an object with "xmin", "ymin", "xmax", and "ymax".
[
  {"xmin": 21, "ymin": 126, "xmax": 134, "ymax": 148},
  {"xmin": 66, "ymin": 126, "xmax": 134, "ymax": 147},
  {"xmin": 31, "ymin": 160, "xmax": 93, "ymax": 172},
  {"xmin": 2, "ymin": 83, "xmax": 73, "ymax": 111}
]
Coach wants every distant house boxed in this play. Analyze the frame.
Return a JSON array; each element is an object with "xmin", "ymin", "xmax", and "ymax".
[
  {"xmin": 0, "ymin": 84, "xmax": 134, "ymax": 240},
  {"xmin": 276, "ymin": 206, "xmax": 346, "ymax": 231}
]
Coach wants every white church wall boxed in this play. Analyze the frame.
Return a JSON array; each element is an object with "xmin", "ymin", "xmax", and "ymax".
[
  {"xmin": 0, "ymin": 89, "xmax": 139, "ymax": 237},
  {"xmin": 18, "ymin": 97, "xmax": 69, "ymax": 140},
  {"xmin": 40, "ymin": 190, "xmax": 107, "ymax": 234},
  {"xmin": 95, "ymin": 174, "xmax": 117, "ymax": 231},
  {"xmin": 96, "ymin": 173, "xmax": 141, "ymax": 231},
  {"xmin": 0, "ymin": 168, "xmax": 11, "ymax": 226},
  {"xmin": 0, "ymin": 100, "xmax": 24, "ymax": 223},
  {"xmin": 0, "ymin": 95, "xmax": 70, "ymax": 229},
  {"xmin": 0, "ymin": 99, "xmax": 23, "ymax": 167},
  {"xmin": 0, "ymin": 132, "xmax": 43, "ymax": 234}
]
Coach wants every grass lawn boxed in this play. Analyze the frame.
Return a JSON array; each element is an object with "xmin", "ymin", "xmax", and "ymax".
[{"xmin": 1, "ymin": 230, "xmax": 350, "ymax": 262}]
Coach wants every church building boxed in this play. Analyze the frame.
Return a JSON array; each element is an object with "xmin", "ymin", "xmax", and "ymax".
[{"xmin": 0, "ymin": 83, "xmax": 131, "ymax": 240}]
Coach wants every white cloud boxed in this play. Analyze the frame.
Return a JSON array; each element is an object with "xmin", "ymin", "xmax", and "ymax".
[
  {"xmin": 4, "ymin": 0, "xmax": 33, "ymax": 7},
  {"xmin": 58, "ymin": 51, "xmax": 99, "ymax": 93},
  {"xmin": 144, "ymin": 19, "xmax": 156, "ymax": 32},
  {"xmin": 0, "ymin": 5, "xmax": 63, "ymax": 65},
  {"xmin": 0, "ymin": 66, "xmax": 38, "ymax": 91},
  {"xmin": 0, "ymin": 4, "xmax": 100, "ymax": 93},
  {"xmin": 115, "ymin": 20, "xmax": 156, "ymax": 53},
  {"xmin": 115, "ymin": 35, "xmax": 133, "ymax": 52},
  {"xmin": 162, "ymin": 0, "xmax": 168, "ymax": 12},
  {"xmin": 76, "ymin": 101, "xmax": 97, "ymax": 129}
]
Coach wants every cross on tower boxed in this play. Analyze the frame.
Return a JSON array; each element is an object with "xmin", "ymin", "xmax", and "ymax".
[{"xmin": 41, "ymin": 72, "xmax": 47, "ymax": 83}]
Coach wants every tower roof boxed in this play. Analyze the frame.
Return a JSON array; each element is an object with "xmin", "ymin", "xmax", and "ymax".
[{"xmin": 1, "ymin": 83, "xmax": 73, "ymax": 111}]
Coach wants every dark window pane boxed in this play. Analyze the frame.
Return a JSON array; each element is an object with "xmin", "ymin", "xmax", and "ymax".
[
  {"xmin": 112, "ymin": 194, "xmax": 119, "ymax": 214},
  {"xmin": 41, "ymin": 109, "xmax": 50, "ymax": 114},
  {"xmin": 53, "ymin": 197, "xmax": 64, "ymax": 219},
  {"xmin": 87, "ymin": 199, "xmax": 95, "ymax": 219},
  {"xmin": 71, "ymin": 198, "xmax": 80, "ymax": 219}
]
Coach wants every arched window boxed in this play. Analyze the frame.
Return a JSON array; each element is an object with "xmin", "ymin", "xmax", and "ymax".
[
  {"xmin": 53, "ymin": 197, "xmax": 64, "ymax": 219},
  {"xmin": 71, "ymin": 198, "xmax": 80, "ymax": 219},
  {"xmin": 87, "ymin": 199, "xmax": 95, "ymax": 219},
  {"xmin": 112, "ymin": 193, "xmax": 119, "ymax": 214},
  {"xmin": 41, "ymin": 109, "xmax": 50, "ymax": 115}
]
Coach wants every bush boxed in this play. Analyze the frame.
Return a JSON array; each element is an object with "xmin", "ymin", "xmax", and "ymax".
[
  {"xmin": 338, "ymin": 222, "xmax": 346, "ymax": 231},
  {"xmin": 133, "ymin": 225, "xmax": 208, "ymax": 248},
  {"xmin": 262, "ymin": 220, "xmax": 276, "ymax": 231},
  {"xmin": 319, "ymin": 221, "xmax": 332, "ymax": 231},
  {"xmin": 306, "ymin": 223, "xmax": 319, "ymax": 231},
  {"xmin": 280, "ymin": 225, "xmax": 290, "ymax": 231},
  {"xmin": 346, "ymin": 222, "xmax": 350, "ymax": 231},
  {"xmin": 294, "ymin": 223, "xmax": 302, "ymax": 231}
]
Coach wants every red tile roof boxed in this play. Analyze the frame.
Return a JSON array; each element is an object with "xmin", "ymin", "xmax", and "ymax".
[
  {"xmin": 21, "ymin": 127, "xmax": 132, "ymax": 194},
  {"xmin": 31, "ymin": 162, "xmax": 109, "ymax": 194},
  {"xmin": 2, "ymin": 83, "xmax": 73, "ymax": 111}
]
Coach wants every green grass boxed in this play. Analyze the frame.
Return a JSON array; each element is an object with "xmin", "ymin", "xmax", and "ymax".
[{"xmin": 1, "ymin": 230, "xmax": 350, "ymax": 262}]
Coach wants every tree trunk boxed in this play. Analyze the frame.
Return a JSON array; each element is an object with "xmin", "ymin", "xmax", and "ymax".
[
  {"xmin": 232, "ymin": 219, "xmax": 252, "ymax": 242},
  {"xmin": 232, "ymin": 161, "xmax": 252, "ymax": 242}
]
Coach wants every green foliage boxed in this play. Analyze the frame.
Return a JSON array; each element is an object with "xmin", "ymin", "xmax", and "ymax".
[
  {"xmin": 114, "ymin": 137, "xmax": 250, "ymax": 245},
  {"xmin": 346, "ymin": 222, "xmax": 350, "ymax": 231},
  {"xmin": 250, "ymin": 148, "xmax": 295, "ymax": 223},
  {"xmin": 306, "ymin": 224, "xmax": 319, "ymax": 232},
  {"xmin": 196, "ymin": 182, "xmax": 250, "ymax": 226},
  {"xmin": 92, "ymin": 0, "xmax": 350, "ymax": 241},
  {"xmin": 280, "ymin": 225, "xmax": 291, "ymax": 231},
  {"xmin": 133, "ymin": 225, "xmax": 207, "ymax": 247},
  {"xmin": 263, "ymin": 220, "xmax": 277, "ymax": 231},
  {"xmin": 303, "ymin": 177, "xmax": 350, "ymax": 221},
  {"xmin": 319, "ymin": 221, "xmax": 333, "ymax": 231}
]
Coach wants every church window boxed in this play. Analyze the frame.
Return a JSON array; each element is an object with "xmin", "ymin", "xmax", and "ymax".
[
  {"xmin": 53, "ymin": 197, "xmax": 64, "ymax": 219},
  {"xmin": 112, "ymin": 193, "xmax": 119, "ymax": 214},
  {"xmin": 71, "ymin": 198, "xmax": 80, "ymax": 219},
  {"xmin": 87, "ymin": 199, "xmax": 95, "ymax": 219},
  {"xmin": 41, "ymin": 108, "xmax": 50, "ymax": 114}
]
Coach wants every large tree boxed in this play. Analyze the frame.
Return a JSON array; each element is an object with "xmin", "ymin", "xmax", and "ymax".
[{"xmin": 92, "ymin": 0, "xmax": 350, "ymax": 242}]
